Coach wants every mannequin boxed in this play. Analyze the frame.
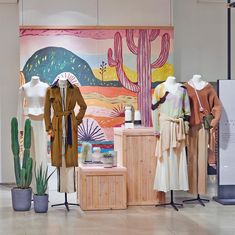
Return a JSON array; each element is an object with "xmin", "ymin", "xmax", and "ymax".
[
  {"xmin": 57, "ymin": 77, "xmax": 76, "ymax": 193},
  {"xmin": 44, "ymin": 72, "xmax": 87, "ymax": 194},
  {"xmin": 17, "ymin": 75, "xmax": 49, "ymax": 193},
  {"xmin": 152, "ymin": 76, "xmax": 190, "ymax": 194},
  {"xmin": 164, "ymin": 76, "xmax": 181, "ymax": 94},
  {"xmin": 189, "ymin": 74, "xmax": 208, "ymax": 90},
  {"xmin": 184, "ymin": 75, "xmax": 221, "ymax": 201}
]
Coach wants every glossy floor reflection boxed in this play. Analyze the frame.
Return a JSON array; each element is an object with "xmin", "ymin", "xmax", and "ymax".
[{"xmin": 0, "ymin": 176, "xmax": 234, "ymax": 235}]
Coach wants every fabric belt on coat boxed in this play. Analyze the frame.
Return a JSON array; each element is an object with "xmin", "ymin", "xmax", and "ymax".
[
  {"xmin": 54, "ymin": 110, "xmax": 73, "ymax": 145},
  {"xmin": 155, "ymin": 113, "xmax": 186, "ymax": 159}
]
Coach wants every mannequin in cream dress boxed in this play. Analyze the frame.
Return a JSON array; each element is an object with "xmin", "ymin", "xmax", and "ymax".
[
  {"xmin": 152, "ymin": 76, "xmax": 190, "ymax": 193},
  {"xmin": 18, "ymin": 75, "xmax": 49, "ymax": 193}
]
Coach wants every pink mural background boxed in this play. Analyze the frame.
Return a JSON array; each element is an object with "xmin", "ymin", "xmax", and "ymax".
[{"xmin": 20, "ymin": 27, "xmax": 174, "ymax": 147}]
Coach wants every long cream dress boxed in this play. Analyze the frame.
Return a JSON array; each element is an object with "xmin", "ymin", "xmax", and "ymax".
[{"xmin": 152, "ymin": 82, "xmax": 190, "ymax": 193}]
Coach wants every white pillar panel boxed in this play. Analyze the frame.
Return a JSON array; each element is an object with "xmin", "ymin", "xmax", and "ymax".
[
  {"xmin": 98, "ymin": 0, "xmax": 171, "ymax": 26},
  {"xmin": 20, "ymin": 0, "xmax": 172, "ymax": 26},
  {"xmin": 20, "ymin": 0, "xmax": 98, "ymax": 26},
  {"xmin": 173, "ymin": 0, "xmax": 234, "ymax": 82},
  {"xmin": 0, "ymin": 3, "xmax": 19, "ymax": 182}
]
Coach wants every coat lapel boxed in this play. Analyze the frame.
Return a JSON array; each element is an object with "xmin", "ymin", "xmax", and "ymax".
[
  {"xmin": 66, "ymin": 86, "xmax": 72, "ymax": 110},
  {"xmin": 53, "ymin": 87, "xmax": 62, "ymax": 107}
]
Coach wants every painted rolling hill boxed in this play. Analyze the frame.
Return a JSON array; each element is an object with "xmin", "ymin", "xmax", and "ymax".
[{"xmin": 23, "ymin": 46, "xmax": 121, "ymax": 86}]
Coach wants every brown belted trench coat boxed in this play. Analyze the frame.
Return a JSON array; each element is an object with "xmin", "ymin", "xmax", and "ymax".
[{"xmin": 44, "ymin": 81, "xmax": 87, "ymax": 167}]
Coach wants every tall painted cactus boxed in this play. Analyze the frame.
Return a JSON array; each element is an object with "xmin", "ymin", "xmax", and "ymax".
[
  {"xmin": 11, "ymin": 118, "xmax": 32, "ymax": 189},
  {"xmin": 108, "ymin": 29, "xmax": 170, "ymax": 126}
]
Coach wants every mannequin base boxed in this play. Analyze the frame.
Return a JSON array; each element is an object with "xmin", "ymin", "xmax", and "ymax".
[
  {"xmin": 155, "ymin": 190, "xmax": 183, "ymax": 211},
  {"xmin": 183, "ymin": 194, "xmax": 209, "ymax": 207},
  {"xmin": 51, "ymin": 193, "xmax": 79, "ymax": 211}
]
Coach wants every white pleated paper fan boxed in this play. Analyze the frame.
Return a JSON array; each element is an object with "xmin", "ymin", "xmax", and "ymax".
[{"xmin": 53, "ymin": 72, "xmax": 81, "ymax": 87}]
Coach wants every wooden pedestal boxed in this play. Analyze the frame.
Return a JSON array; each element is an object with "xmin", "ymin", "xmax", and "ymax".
[
  {"xmin": 114, "ymin": 127, "xmax": 165, "ymax": 205},
  {"xmin": 77, "ymin": 165, "xmax": 127, "ymax": 210}
]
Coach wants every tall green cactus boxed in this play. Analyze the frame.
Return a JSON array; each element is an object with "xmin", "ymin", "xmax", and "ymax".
[{"xmin": 11, "ymin": 118, "xmax": 33, "ymax": 189}]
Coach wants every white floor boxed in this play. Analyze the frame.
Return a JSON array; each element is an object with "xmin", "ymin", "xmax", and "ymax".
[{"xmin": 1, "ymin": 176, "xmax": 235, "ymax": 235}]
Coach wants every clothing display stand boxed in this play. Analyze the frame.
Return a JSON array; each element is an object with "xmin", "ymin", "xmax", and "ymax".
[
  {"xmin": 183, "ymin": 194, "xmax": 209, "ymax": 207},
  {"xmin": 183, "ymin": 152, "xmax": 209, "ymax": 207},
  {"xmin": 155, "ymin": 190, "xmax": 183, "ymax": 211},
  {"xmin": 51, "ymin": 193, "xmax": 79, "ymax": 212}
]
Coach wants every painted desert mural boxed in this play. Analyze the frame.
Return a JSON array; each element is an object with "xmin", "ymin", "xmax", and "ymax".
[{"xmin": 20, "ymin": 28, "xmax": 174, "ymax": 150}]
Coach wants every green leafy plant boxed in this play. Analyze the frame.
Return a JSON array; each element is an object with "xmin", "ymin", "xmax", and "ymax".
[
  {"xmin": 103, "ymin": 153, "xmax": 113, "ymax": 158},
  {"xmin": 11, "ymin": 118, "xmax": 33, "ymax": 189},
  {"xmin": 35, "ymin": 164, "xmax": 56, "ymax": 196}
]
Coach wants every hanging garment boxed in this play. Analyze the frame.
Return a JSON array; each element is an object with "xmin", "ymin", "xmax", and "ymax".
[
  {"xmin": 184, "ymin": 82, "xmax": 221, "ymax": 194},
  {"xmin": 57, "ymin": 84, "xmax": 76, "ymax": 193},
  {"xmin": 18, "ymin": 81, "xmax": 49, "ymax": 193},
  {"xmin": 184, "ymin": 83, "xmax": 221, "ymax": 127},
  {"xmin": 44, "ymin": 80, "xmax": 87, "ymax": 167},
  {"xmin": 152, "ymin": 83, "xmax": 191, "ymax": 193},
  {"xmin": 188, "ymin": 124, "xmax": 208, "ymax": 195}
]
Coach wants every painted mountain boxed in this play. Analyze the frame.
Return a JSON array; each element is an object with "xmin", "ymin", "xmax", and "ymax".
[{"xmin": 23, "ymin": 46, "xmax": 121, "ymax": 87}]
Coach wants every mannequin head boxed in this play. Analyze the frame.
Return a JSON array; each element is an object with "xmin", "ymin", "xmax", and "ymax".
[
  {"xmin": 30, "ymin": 75, "xmax": 40, "ymax": 84},
  {"xmin": 192, "ymin": 74, "xmax": 202, "ymax": 84},
  {"xmin": 58, "ymin": 77, "xmax": 67, "ymax": 87},
  {"xmin": 165, "ymin": 76, "xmax": 176, "ymax": 84},
  {"xmin": 31, "ymin": 75, "xmax": 40, "ymax": 80}
]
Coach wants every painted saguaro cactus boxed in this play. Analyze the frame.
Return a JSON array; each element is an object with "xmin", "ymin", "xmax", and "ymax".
[{"xmin": 108, "ymin": 29, "xmax": 170, "ymax": 126}]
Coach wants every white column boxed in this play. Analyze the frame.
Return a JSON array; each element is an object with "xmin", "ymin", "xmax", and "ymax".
[{"xmin": 0, "ymin": 2, "xmax": 19, "ymax": 183}]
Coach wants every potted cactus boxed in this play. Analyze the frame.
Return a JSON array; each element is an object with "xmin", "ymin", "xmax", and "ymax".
[
  {"xmin": 33, "ymin": 164, "xmax": 55, "ymax": 213},
  {"xmin": 11, "ymin": 118, "xmax": 33, "ymax": 211}
]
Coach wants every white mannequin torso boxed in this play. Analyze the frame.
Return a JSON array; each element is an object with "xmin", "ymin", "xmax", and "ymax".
[
  {"xmin": 20, "ymin": 76, "xmax": 49, "ymax": 115},
  {"xmin": 164, "ymin": 76, "xmax": 181, "ymax": 94},
  {"xmin": 18, "ymin": 76, "xmax": 49, "ymax": 130},
  {"xmin": 188, "ymin": 74, "xmax": 208, "ymax": 90}
]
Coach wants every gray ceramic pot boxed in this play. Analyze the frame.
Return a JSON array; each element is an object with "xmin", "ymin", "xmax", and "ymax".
[
  {"xmin": 11, "ymin": 187, "xmax": 32, "ymax": 211},
  {"xmin": 33, "ymin": 194, "xmax": 49, "ymax": 213}
]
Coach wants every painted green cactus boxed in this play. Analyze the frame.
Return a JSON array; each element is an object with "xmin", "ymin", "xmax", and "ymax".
[{"xmin": 11, "ymin": 118, "xmax": 33, "ymax": 189}]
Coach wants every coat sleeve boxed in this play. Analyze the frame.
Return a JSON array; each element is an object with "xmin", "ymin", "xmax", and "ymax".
[
  {"xmin": 75, "ymin": 87, "xmax": 87, "ymax": 125},
  {"xmin": 151, "ymin": 86, "xmax": 160, "ymax": 135},
  {"xmin": 209, "ymin": 87, "xmax": 222, "ymax": 128},
  {"xmin": 44, "ymin": 87, "xmax": 52, "ymax": 132},
  {"xmin": 182, "ymin": 87, "xmax": 191, "ymax": 134}
]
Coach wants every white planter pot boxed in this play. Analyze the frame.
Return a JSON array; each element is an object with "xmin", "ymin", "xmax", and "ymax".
[{"xmin": 103, "ymin": 157, "xmax": 113, "ymax": 168}]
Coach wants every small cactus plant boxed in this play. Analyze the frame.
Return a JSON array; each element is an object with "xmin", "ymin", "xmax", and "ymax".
[
  {"xmin": 35, "ymin": 164, "xmax": 55, "ymax": 196},
  {"xmin": 11, "ymin": 118, "xmax": 33, "ymax": 189}
]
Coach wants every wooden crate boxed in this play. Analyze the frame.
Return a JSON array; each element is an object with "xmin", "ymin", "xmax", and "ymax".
[
  {"xmin": 77, "ymin": 165, "xmax": 127, "ymax": 210},
  {"xmin": 114, "ymin": 127, "xmax": 165, "ymax": 206}
]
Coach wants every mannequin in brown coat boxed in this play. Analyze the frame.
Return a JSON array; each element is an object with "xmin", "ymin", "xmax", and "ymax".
[{"xmin": 44, "ymin": 80, "xmax": 87, "ymax": 167}]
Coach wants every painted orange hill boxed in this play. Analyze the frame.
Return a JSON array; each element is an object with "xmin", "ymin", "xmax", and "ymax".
[
  {"xmin": 79, "ymin": 86, "xmax": 136, "ymax": 98},
  {"xmin": 85, "ymin": 115, "xmax": 124, "ymax": 128}
]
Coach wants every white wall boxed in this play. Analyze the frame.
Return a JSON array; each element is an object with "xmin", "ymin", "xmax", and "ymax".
[
  {"xmin": 1, "ymin": 0, "xmax": 231, "ymax": 182},
  {"xmin": 173, "ymin": 0, "xmax": 235, "ymax": 82},
  {"xmin": 19, "ymin": 0, "xmax": 172, "ymax": 26},
  {"xmin": 0, "ymin": 2, "xmax": 19, "ymax": 183},
  {"xmin": 20, "ymin": 0, "xmax": 235, "ymax": 83}
]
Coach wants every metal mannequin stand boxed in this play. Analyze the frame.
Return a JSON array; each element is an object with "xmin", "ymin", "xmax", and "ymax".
[
  {"xmin": 183, "ymin": 194, "xmax": 209, "ymax": 207},
  {"xmin": 155, "ymin": 190, "xmax": 183, "ymax": 211},
  {"xmin": 51, "ymin": 193, "xmax": 79, "ymax": 211}
]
